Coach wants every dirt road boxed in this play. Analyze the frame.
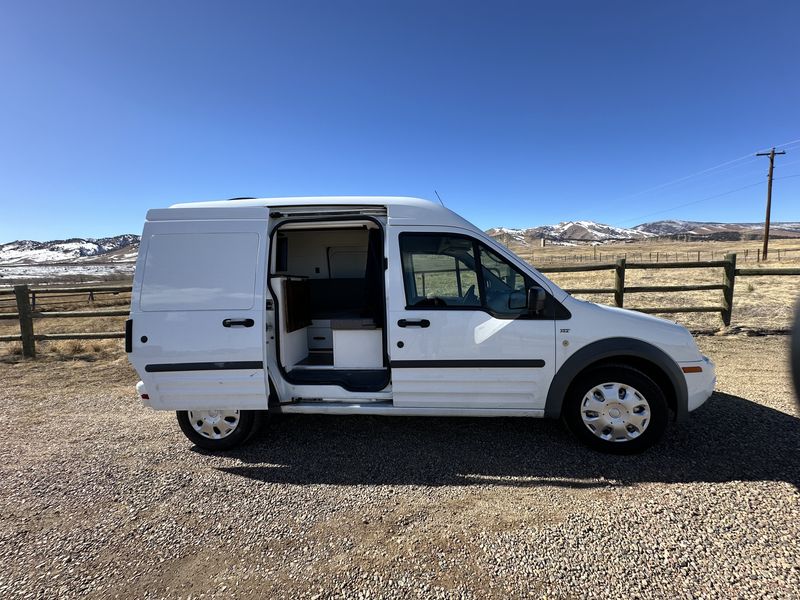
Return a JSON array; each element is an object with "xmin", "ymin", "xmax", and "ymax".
[{"xmin": 1, "ymin": 335, "xmax": 798, "ymax": 598}]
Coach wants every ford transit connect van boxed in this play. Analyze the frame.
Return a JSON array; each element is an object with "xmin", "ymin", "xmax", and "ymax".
[{"xmin": 126, "ymin": 197, "xmax": 715, "ymax": 454}]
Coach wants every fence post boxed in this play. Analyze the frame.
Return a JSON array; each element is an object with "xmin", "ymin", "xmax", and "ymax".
[
  {"xmin": 614, "ymin": 258, "xmax": 626, "ymax": 308},
  {"xmin": 721, "ymin": 252, "xmax": 737, "ymax": 327},
  {"xmin": 14, "ymin": 284, "xmax": 36, "ymax": 358}
]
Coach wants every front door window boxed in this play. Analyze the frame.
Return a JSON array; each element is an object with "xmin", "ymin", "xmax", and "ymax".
[
  {"xmin": 400, "ymin": 234, "xmax": 482, "ymax": 308},
  {"xmin": 399, "ymin": 232, "xmax": 547, "ymax": 319}
]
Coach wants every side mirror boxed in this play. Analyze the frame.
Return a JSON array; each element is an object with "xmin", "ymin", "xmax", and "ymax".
[
  {"xmin": 508, "ymin": 288, "xmax": 547, "ymax": 314},
  {"xmin": 508, "ymin": 290, "xmax": 527, "ymax": 310},
  {"xmin": 528, "ymin": 287, "xmax": 546, "ymax": 315}
]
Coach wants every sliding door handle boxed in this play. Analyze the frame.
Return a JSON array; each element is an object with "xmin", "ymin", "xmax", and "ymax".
[
  {"xmin": 397, "ymin": 319, "xmax": 430, "ymax": 328},
  {"xmin": 223, "ymin": 318, "xmax": 255, "ymax": 328}
]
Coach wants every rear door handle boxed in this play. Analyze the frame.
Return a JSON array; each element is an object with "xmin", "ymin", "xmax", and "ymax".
[
  {"xmin": 223, "ymin": 318, "xmax": 255, "ymax": 328},
  {"xmin": 397, "ymin": 319, "xmax": 430, "ymax": 328}
]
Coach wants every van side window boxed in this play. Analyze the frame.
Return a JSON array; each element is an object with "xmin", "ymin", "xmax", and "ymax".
[
  {"xmin": 140, "ymin": 232, "xmax": 259, "ymax": 312},
  {"xmin": 399, "ymin": 234, "xmax": 483, "ymax": 308}
]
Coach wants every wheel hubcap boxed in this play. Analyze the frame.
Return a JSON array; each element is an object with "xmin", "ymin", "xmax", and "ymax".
[
  {"xmin": 580, "ymin": 382, "xmax": 650, "ymax": 442},
  {"xmin": 188, "ymin": 410, "xmax": 240, "ymax": 440}
]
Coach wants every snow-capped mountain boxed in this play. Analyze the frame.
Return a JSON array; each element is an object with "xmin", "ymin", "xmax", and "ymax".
[
  {"xmin": 633, "ymin": 220, "xmax": 800, "ymax": 238},
  {"xmin": 0, "ymin": 235, "xmax": 140, "ymax": 264},
  {"xmin": 487, "ymin": 221, "xmax": 654, "ymax": 245},
  {"xmin": 487, "ymin": 220, "xmax": 800, "ymax": 245}
]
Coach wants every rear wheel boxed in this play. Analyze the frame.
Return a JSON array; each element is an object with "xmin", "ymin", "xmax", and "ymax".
[
  {"xmin": 176, "ymin": 409, "xmax": 262, "ymax": 451},
  {"xmin": 563, "ymin": 365, "xmax": 668, "ymax": 454}
]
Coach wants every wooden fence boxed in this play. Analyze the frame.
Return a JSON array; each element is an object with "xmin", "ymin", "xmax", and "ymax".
[
  {"xmin": 1, "ymin": 253, "xmax": 799, "ymax": 358},
  {"xmin": 540, "ymin": 253, "xmax": 800, "ymax": 325},
  {"xmin": 0, "ymin": 285, "xmax": 132, "ymax": 358}
]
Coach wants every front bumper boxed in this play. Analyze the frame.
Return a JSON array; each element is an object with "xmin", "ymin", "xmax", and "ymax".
[{"xmin": 683, "ymin": 355, "xmax": 716, "ymax": 412}]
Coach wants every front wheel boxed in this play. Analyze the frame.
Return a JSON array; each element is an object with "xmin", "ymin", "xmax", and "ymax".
[
  {"xmin": 563, "ymin": 365, "xmax": 668, "ymax": 454},
  {"xmin": 176, "ymin": 409, "xmax": 262, "ymax": 451}
]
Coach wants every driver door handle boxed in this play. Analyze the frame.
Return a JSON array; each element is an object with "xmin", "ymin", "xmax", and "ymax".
[{"xmin": 397, "ymin": 319, "xmax": 430, "ymax": 328}]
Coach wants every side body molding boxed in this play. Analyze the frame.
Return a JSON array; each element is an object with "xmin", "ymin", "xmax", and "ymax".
[{"xmin": 544, "ymin": 337, "xmax": 688, "ymax": 421}]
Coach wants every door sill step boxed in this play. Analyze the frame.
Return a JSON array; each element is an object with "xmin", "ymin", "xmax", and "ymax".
[{"xmin": 277, "ymin": 403, "xmax": 545, "ymax": 417}]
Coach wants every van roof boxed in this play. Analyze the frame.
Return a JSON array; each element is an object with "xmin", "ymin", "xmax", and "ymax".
[
  {"xmin": 164, "ymin": 196, "xmax": 479, "ymax": 230},
  {"xmin": 170, "ymin": 195, "xmax": 435, "ymax": 210}
]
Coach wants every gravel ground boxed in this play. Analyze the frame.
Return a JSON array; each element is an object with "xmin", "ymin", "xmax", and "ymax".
[{"xmin": 1, "ymin": 335, "xmax": 798, "ymax": 599}]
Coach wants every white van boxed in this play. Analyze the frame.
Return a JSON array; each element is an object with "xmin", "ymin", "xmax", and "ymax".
[{"xmin": 126, "ymin": 197, "xmax": 715, "ymax": 454}]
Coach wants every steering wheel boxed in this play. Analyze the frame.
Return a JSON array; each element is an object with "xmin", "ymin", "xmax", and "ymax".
[{"xmin": 463, "ymin": 284, "xmax": 478, "ymax": 305}]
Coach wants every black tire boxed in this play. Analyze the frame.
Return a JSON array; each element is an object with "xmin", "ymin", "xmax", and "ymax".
[
  {"xmin": 562, "ymin": 365, "xmax": 668, "ymax": 454},
  {"xmin": 176, "ymin": 410, "xmax": 263, "ymax": 451}
]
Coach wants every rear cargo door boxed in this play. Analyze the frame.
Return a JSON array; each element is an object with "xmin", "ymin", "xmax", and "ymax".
[{"xmin": 128, "ymin": 210, "xmax": 269, "ymax": 410}]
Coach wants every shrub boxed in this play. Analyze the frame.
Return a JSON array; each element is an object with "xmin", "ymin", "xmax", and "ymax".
[{"xmin": 63, "ymin": 339, "xmax": 86, "ymax": 355}]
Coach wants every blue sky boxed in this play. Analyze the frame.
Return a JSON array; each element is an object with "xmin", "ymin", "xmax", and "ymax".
[{"xmin": 1, "ymin": 0, "xmax": 798, "ymax": 242}]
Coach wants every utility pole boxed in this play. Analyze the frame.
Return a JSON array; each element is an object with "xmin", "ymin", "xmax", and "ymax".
[{"xmin": 755, "ymin": 147, "xmax": 786, "ymax": 260}]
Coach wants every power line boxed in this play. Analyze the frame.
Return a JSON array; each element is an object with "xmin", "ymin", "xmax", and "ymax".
[
  {"xmin": 609, "ymin": 136, "xmax": 800, "ymax": 205},
  {"xmin": 756, "ymin": 137, "xmax": 800, "ymax": 153},
  {"xmin": 611, "ymin": 154, "xmax": 757, "ymax": 204},
  {"xmin": 642, "ymin": 162, "xmax": 772, "ymax": 194},
  {"xmin": 615, "ymin": 180, "xmax": 766, "ymax": 225},
  {"xmin": 613, "ymin": 170, "xmax": 800, "ymax": 227},
  {"xmin": 773, "ymin": 157, "xmax": 800, "ymax": 170}
]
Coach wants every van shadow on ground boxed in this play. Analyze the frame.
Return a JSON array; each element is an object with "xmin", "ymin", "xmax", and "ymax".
[{"xmin": 215, "ymin": 393, "xmax": 799, "ymax": 489}]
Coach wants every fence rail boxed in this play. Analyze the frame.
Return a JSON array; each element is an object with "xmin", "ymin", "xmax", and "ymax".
[
  {"xmin": 1, "ymin": 253, "xmax": 799, "ymax": 357},
  {"xmin": 0, "ymin": 285, "xmax": 133, "ymax": 357},
  {"xmin": 0, "ymin": 285, "xmax": 133, "ymax": 312},
  {"xmin": 536, "ymin": 252, "xmax": 800, "ymax": 326},
  {"xmin": 547, "ymin": 253, "xmax": 742, "ymax": 323}
]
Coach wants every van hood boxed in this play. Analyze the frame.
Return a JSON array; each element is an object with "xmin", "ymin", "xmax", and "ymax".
[
  {"xmin": 562, "ymin": 297, "xmax": 703, "ymax": 362},
  {"xmin": 589, "ymin": 301, "xmax": 686, "ymax": 329}
]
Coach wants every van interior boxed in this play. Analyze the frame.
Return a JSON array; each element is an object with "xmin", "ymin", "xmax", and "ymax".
[{"xmin": 269, "ymin": 221, "xmax": 388, "ymax": 391}]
